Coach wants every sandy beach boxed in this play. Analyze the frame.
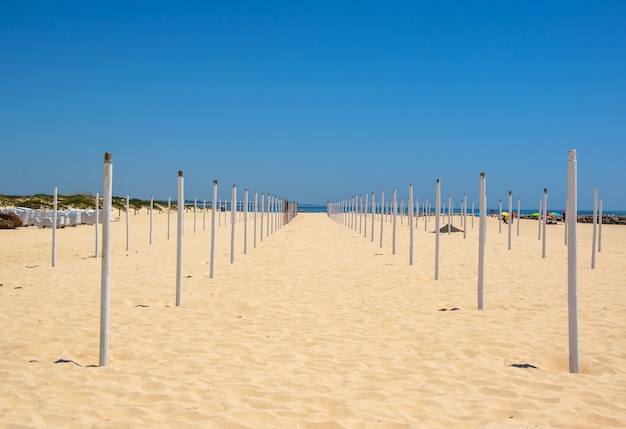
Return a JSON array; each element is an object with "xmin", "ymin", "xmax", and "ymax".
[{"xmin": 1, "ymin": 208, "xmax": 625, "ymax": 428}]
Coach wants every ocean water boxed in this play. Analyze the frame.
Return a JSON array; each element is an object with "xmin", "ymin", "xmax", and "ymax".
[{"xmin": 181, "ymin": 200, "xmax": 624, "ymax": 216}]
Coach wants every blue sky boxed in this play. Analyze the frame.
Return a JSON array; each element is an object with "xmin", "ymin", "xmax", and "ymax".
[{"xmin": 1, "ymin": 1, "xmax": 625, "ymax": 210}]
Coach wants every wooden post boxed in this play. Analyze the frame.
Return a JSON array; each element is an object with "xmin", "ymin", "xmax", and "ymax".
[
  {"xmin": 95, "ymin": 193, "xmax": 99, "ymax": 258},
  {"xmin": 567, "ymin": 150, "xmax": 579, "ymax": 373},
  {"xmin": 371, "ymin": 192, "xmax": 375, "ymax": 242},
  {"xmin": 463, "ymin": 194, "xmax": 467, "ymax": 240},
  {"xmin": 176, "ymin": 171, "xmax": 184, "ymax": 306},
  {"xmin": 244, "ymin": 189, "xmax": 249, "ymax": 254},
  {"xmin": 149, "ymin": 196, "xmax": 154, "ymax": 244},
  {"xmin": 231, "ymin": 184, "xmax": 236, "ymax": 263},
  {"xmin": 193, "ymin": 198, "xmax": 197, "ymax": 234},
  {"xmin": 203, "ymin": 199, "xmax": 206, "ymax": 231},
  {"xmin": 210, "ymin": 180, "xmax": 217, "ymax": 279},
  {"xmin": 598, "ymin": 199, "xmax": 603, "ymax": 253},
  {"xmin": 435, "ymin": 180, "xmax": 440, "ymax": 280},
  {"xmin": 99, "ymin": 152, "xmax": 113, "ymax": 367},
  {"xmin": 409, "ymin": 183, "xmax": 414, "ymax": 265},
  {"xmin": 380, "ymin": 190, "xmax": 385, "ymax": 248},
  {"xmin": 392, "ymin": 188, "xmax": 397, "ymax": 255},
  {"xmin": 499, "ymin": 199, "xmax": 502, "ymax": 234},
  {"xmin": 478, "ymin": 172, "xmax": 486, "ymax": 310},
  {"xmin": 542, "ymin": 188, "xmax": 548, "ymax": 258},
  {"xmin": 260, "ymin": 193, "xmax": 264, "ymax": 242},
  {"xmin": 125, "ymin": 195, "xmax": 130, "ymax": 251}
]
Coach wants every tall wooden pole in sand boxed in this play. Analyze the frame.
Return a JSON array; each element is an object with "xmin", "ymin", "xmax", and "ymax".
[
  {"xmin": 244, "ymin": 189, "xmax": 249, "ymax": 255},
  {"xmin": 435, "ymin": 179, "xmax": 441, "ymax": 280},
  {"xmin": 478, "ymin": 172, "xmax": 486, "ymax": 310},
  {"xmin": 149, "ymin": 196, "xmax": 154, "ymax": 245},
  {"xmin": 392, "ymin": 188, "xmax": 397, "ymax": 255},
  {"xmin": 176, "ymin": 171, "xmax": 184, "ymax": 306},
  {"xmin": 126, "ymin": 195, "xmax": 130, "ymax": 251},
  {"xmin": 371, "ymin": 192, "xmax": 375, "ymax": 242},
  {"xmin": 379, "ymin": 190, "xmax": 385, "ymax": 248},
  {"xmin": 95, "ymin": 193, "xmax": 99, "ymax": 258},
  {"xmin": 409, "ymin": 183, "xmax": 414, "ymax": 265},
  {"xmin": 463, "ymin": 194, "xmax": 467, "ymax": 240},
  {"xmin": 99, "ymin": 152, "xmax": 113, "ymax": 367},
  {"xmin": 598, "ymin": 199, "xmax": 603, "ymax": 253},
  {"xmin": 210, "ymin": 180, "xmax": 217, "ymax": 279},
  {"xmin": 567, "ymin": 150, "xmax": 580, "ymax": 373},
  {"xmin": 542, "ymin": 188, "xmax": 548, "ymax": 259}
]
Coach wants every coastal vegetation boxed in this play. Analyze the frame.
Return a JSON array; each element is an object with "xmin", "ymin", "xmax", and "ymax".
[{"xmin": 0, "ymin": 194, "xmax": 169, "ymax": 212}]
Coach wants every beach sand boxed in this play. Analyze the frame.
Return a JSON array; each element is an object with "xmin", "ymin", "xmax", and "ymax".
[{"xmin": 1, "ymin": 209, "xmax": 625, "ymax": 428}]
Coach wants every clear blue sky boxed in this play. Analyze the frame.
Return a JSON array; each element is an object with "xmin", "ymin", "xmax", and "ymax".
[{"xmin": 1, "ymin": 1, "xmax": 625, "ymax": 210}]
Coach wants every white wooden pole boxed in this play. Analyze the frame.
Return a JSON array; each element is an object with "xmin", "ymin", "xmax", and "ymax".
[
  {"xmin": 592, "ymin": 188, "xmax": 598, "ymax": 269},
  {"xmin": 193, "ymin": 198, "xmax": 197, "ymax": 234},
  {"xmin": 244, "ymin": 189, "xmax": 248, "ymax": 255},
  {"xmin": 210, "ymin": 180, "xmax": 217, "ymax": 279},
  {"xmin": 392, "ymin": 188, "xmax": 397, "ymax": 255},
  {"xmin": 99, "ymin": 152, "xmax": 113, "ymax": 367},
  {"xmin": 567, "ymin": 150, "xmax": 580, "ymax": 373},
  {"xmin": 95, "ymin": 192, "xmax": 99, "ymax": 258},
  {"xmin": 435, "ymin": 179, "xmax": 440, "ymax": 280},
  {"xmin": 260, "ymin": 193, "xmax": 264, "ymax": 242},
  {"xmin": 149, "ymin": 195, "xmax": 153, "ymax": 245},
  {"xmin": 203, "ymin": 199, "xmax": 206, "ymax": 231},
  {"xmin": 231, "ymin": 184, "xmax": 236, "ymax": 264},
  {"xmin": 125, "ymin": 195, "xmax": 130, "ymax": 251},
  {"xmin": 463, "ymin": 194, "xmax": 467, "ymax": 240},
  {"xmin": 371, "ymin": 192, "xmax": 375, "ymax": 242},
  {"xmin": 409, "ymin": 183, "xmax": 414, "ymax": 265},
  {"xmin": 498, "ymin": 199, "xmax": 502, "ymax": 234},
  {"xmin": 52, "ymin": 187, "xmax": 57, "ymax": 267},
  {"xmin": 176, "ymin": 171, "xmax": 184, "ymax": 306},
  {"xmin": 478, "ymin": 172, "xmax": 486, "ymax": 310},
  {"xmin": 379, "ymin": 190, "xmax": 385, "ymax": 248},
  {"xmin": 508, "ymin": 191, "xmax": 512, "ymax": 250},
  {"xmin": 542, "ymin": 188, "xmax": 548, "ymax": 259},
  {"xmin": 598, "ymin": 198, "xmax": 603, "ymax": 253}
]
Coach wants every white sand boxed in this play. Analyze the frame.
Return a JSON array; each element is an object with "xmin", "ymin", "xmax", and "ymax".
[{"xmin": 1, "ymin": 209, "xmax": 625, "ymax": 428}]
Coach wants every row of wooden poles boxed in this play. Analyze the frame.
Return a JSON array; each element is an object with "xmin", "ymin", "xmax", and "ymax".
[
  {"xmin": 52, "ymin": 153, "xmax": 297, "ymax": 366},
  {"xmin": 328, "ymin": 150, "xmax": 595, "ymax": 374},
  {"xmin": 327, "ymin": 177, "xmax": 604, "ymax": 268}
]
